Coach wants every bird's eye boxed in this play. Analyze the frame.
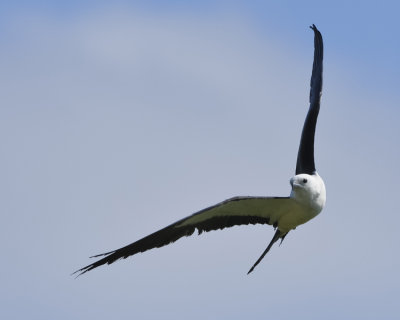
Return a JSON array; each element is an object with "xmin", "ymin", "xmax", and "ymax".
[{"xmin": 303, "ymin": 178, "xmax": 308, "ymax": 183}]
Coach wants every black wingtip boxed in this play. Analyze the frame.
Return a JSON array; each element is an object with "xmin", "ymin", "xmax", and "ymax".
[
  {"xmin": 71, "ymin": 265, "xmax": 93, "ymax": 278},
  {"xmin": 72, "ymin": 250, "xmax": 118, "ymax": 277},
  {"xmin": 309, "ymin": 25, "xmax": 322, "ymax": 41},
  {"xmin": 89, "ymin": 250, "xmax": 114, "ymax": 258},
  {"xmin": 71, "ymin": 268, "xmax": 86, "ymax": 279}
]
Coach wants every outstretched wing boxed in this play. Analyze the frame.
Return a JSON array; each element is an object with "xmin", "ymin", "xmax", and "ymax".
[
  {"xmin": 74, "ymin": 196, "xmax": 293, "ymax": 276},
  {"xmin": 295, "ymin": 24, "xmax": 324, "ymax": 175}
]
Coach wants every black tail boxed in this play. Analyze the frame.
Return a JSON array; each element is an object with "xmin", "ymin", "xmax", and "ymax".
[{"xmin": 247, "ymin": 229, "xmax": 283, "ymax": 274}]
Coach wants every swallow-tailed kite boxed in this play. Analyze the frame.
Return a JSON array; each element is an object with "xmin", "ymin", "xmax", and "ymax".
[{"xmin": 74, "ymin": 25, "xmax": 325, "ymax": 276}]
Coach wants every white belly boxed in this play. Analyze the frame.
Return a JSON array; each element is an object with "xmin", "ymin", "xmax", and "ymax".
[{"xmin": 277, "ymin": 203, "xmax": 320, "ymax": 233}]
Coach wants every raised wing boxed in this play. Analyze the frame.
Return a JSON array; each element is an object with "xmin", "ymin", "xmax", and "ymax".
[
  {"xmin": 74, "ymin": 196, "xmax": 293, "ymax": 276},
  {"xmin": 295, "ymin": 24, "xmax": 324, "ymax": 175}
]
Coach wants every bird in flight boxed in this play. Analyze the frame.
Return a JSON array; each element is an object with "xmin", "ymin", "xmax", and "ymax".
[{"xmin": 74, "ymin": 24, "xmax": 325, "ymax": 276}]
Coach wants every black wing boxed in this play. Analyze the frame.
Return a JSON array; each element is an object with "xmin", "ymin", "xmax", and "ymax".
[
  {"xmin": 74, "ymin": 196, "xmax": 293, "ymax": 276},
  {"xmin": 295, "ymin": 24, "xmax": 324, "ymax": 175}
]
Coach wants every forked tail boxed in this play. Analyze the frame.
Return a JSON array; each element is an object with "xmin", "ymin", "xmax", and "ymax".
[{"xmin": 247, "ymin": 229, "xmax": 284, "ymax": 274}]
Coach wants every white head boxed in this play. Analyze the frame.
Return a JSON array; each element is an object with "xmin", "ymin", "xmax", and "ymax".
[{"xmin": 290, "ymin": 173, "xmax": 326, "ymax": 213}]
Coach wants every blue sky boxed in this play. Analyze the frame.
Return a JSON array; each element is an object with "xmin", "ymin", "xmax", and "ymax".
[{"xmin": 1, "ymin": 1, "xmax": 399, "ymax": 319}]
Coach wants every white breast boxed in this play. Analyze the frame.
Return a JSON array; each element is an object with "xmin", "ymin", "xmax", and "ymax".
[{"xmin": 278, "ymin": 173, "xmax": 326, "ymax": 232}]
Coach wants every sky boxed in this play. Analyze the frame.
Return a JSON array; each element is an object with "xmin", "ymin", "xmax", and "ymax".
[{"xmin": 1, "ymin": 1, "xmax": 399, "ymax": 319}]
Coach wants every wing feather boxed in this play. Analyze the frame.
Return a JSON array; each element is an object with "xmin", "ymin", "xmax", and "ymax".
[
  {"xmin": 295, "ymin": 24, "xmax": 324, "ymax": 175},
  {"xmin": 74, "ymin": 196, "xmax": 293, "ymax": 276}
]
